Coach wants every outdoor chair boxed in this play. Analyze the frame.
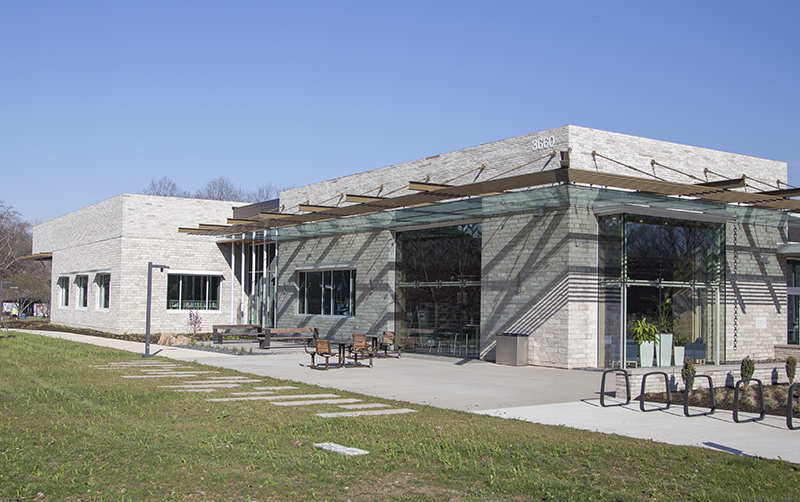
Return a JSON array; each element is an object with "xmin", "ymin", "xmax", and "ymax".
[
  {"xmin": 378, "ymin": 331, "xmax": 401, "ymax": 358},
  {"xmin": 308, "ymin": 339, "xmax": 336, "ymax": 370},
  {"xmin": 347, "ymin": 333, "xmax": 376, "ymax": 367}
]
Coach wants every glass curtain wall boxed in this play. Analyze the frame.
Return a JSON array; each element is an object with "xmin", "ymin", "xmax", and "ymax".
[
  {"xmin": 599, "ymin": 214, "xmax": 725, "ymax": 367},
  {"xmin": 244, "ymin": 242, "xmax": 276, "ymax": 327},
  {"xmin": 787, "ymin": 261, "xmax": 800, "ymax": 345},
  {"xmin": 396, "ymin": 223, "xmax": 481, "ymax": 357}
]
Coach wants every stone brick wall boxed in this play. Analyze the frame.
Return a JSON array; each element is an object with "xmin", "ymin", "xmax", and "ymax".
[
  {"xmin": 724, "ymin": 217, "xmax": 787, "ymax": 362},
  {"xmin": 33, "ymin": 194, "xmax": 240, "ymax": 335},
  {"xmin": 274, "ymin": 229, "xmax": 396, "ymax": 337},
  {"xmin": 480, "ymin": 198, "xmax": 600, "ymax": 369},
  {"xmin": 280, "ymin": 125, "xmax": 787, "ymax": 211}
]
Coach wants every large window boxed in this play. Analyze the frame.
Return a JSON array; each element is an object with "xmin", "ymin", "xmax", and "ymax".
[
  {"xmin": 788, "ymin": 261, "xmax": 800, "ymax": 345},
  {"xmin": 75, "ymin": 275, "xmax": 88, "ymax": 308},
  {"xmin": 396, "ymin": 223, "xmax": 482, "ymax": 357},
  {"xmin": 57, "ymin": 277, "xmax": 69, "ymax": 307},
  {"xmin": 298, "ymin": 269, "xmax": 355, "ymax": 316},
  {"xmin": 599, "ymin": 214, "xmax": 725, "ymax": 367},
  {"xmin": 96, "ymin": 274, "xmax": 110, "ymax": 309},
  {"xmin": 167, "ymin": 274, "xmax": 221, "ymax": 310}
]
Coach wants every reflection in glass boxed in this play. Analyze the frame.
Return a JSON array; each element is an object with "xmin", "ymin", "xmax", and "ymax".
[
  {"xmin": 396, "ymin": 224, "xmax": 481, "ymax": 357},
  {"xmin": 599, "ymin": 214, "xmax": 725, "ymax": 367}
]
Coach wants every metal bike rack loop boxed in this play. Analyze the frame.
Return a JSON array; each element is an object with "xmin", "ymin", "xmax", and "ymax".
[
  {"xmin": 733, "ymin": 378, "xmax": 765, "ymax": 423},
  {"xmin": 640, "ymin": 371, "xmax": 671, "ymax": 412},
  {"xmin": 787, "ymin": 382, "xmax": 800, "ymax": 430},
  {"xmin": 683, "ymin": 374, "xmax": 716, "ymax": 417},
  {"xmin": 600, "ymin": 369, "xmax": 630, "ymax": 407}
]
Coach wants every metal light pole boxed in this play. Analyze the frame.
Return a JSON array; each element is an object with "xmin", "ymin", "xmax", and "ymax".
[{"xmin": 144, "ymin": 262, "xmax": 170, "ymax": 358}]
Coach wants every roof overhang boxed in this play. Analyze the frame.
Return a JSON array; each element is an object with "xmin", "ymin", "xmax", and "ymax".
[
  {"xmin": 21, "ymin": 252, "xmax": 53, "ymax": 261},
  {"xmin": 777, "ymin": 243, "xmax": 800, "ymax": 258},
  {"xmin": 180, "ymin": 166, "xmax": 800, "ymax": 236}
]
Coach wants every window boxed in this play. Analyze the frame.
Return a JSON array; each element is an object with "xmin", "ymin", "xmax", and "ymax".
[
  {"xmin": 298, "ymin": 269, "xmax": 355, "ymax": 316},
  {"xmin": 96, "ymin": 274, "xmax": 110, "ymax": 309},
  {"xmin": 788, "ymin": 261, "xmax": 800, "ymax": 345},
  {"xmin": 75, "ymin": 275, "xmax": 88, "ymax": 308},
  {"xmin": 57, "ymin": 277, "xmax": 69, "ymax": 307},
  {"xmin": 598, "ymin": 214, "xmax": 725, "ymax": 367},
  {"xmin": 167, "ymin": 274, "xmax": 221, "ymax": 310},
  {"xmin": 396, "ymin": 223, "xmax": 482, "ymax": 357}
]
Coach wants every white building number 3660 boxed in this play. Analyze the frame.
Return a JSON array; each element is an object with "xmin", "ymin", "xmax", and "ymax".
[{"xmin": 531, "ymin": 136, "xmax": 555, "ymax": 151}]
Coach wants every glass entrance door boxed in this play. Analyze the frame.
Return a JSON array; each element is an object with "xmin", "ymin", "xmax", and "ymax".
[{"xmin": 245, "ymin": 242, "xmax": 276, "ymax": 328}]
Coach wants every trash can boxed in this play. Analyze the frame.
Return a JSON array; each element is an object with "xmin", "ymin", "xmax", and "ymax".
[
  {"xmin": 21, "ymin": 314, "xmax": 26, "ymax": 320},
  {"xmin": 495, "ymin": 333, "xmax": 529, "ymax": 366}
]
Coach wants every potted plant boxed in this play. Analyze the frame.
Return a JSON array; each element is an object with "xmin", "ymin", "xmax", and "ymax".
[
  {"xmin": 632, "ymin": 317, "xmax": 658, "ymax": 367},
  {"xmin": 672, "ymin": 333, "xmax": 688, "ymax": 366},
  {"xmin": 656, "ymin": 293, "xmax": 675, "ymax": 367}
]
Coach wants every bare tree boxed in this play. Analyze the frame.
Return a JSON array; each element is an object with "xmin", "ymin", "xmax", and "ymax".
[
  {"xmin": 242, "ymin": 183, "xmax": 279, "ymax": 203},
  {"xmin": 194, "ymin": 175, "xmax": 244, "ymax": 201},
  {"xmin": 0, "ymin": 201, "xmax": 30, "ymax": 275},
  {"xmin": 141, "ymin": 176, "xmax": 191, "ymax": 197},
  {"xmin": 0, "ymin": 201, "xmax": 50, "ymax": 316}
]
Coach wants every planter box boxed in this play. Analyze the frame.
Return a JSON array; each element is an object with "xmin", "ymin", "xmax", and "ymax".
[
  {"xmin": 657, "ymin": 334, "xmax": 673, "ymax": 367},
  {"xmin": 639, "ymin": 341, "xmax": 655, "ymax": 367}
]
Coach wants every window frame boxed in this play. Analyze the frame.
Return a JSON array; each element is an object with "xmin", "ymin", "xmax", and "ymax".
[
  {"xmin": 166, "ymin": 274, "xmax": 222, "ymax": 311},
  {"xmin": 57, "ymin": 276, "xmax": 70, "ymax": 308},
  {"xmin": 75, "ymin": 275, "xmax": 88, "ymax": 309},
  {"xmin": 96, "ymin": 273, "xmax": 111, "ymax": 310},
  {"xmin": 298, "ymin": 268, "xmax": 356, "ymax": 317}
]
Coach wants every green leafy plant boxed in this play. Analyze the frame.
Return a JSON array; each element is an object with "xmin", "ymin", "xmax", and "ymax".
[
  {"xmin": 740, "ymin": 356, "xmax": 755, "ymax": 387},
  {"xmin": 673, "ymin": 333, "xmax": 688, "ymax": 347},
  {"xmin": 631, "ymin": 317, "xmax": 658, "ymax": 345},
  {"xmin": 656, "ymin": 293, "xmax": 675, "ymax": 334},
  {"xmin": 786, "ymin": 355, "xmax": 797, "ymax": 384},
  {"xmin": 681, "ymin": 359, "xmax": 696, "ymax": 388}
]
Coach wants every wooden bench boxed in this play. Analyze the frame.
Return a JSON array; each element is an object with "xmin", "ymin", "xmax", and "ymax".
[
  {"xmin": 259, "ymin": 327, "xmax": 318, "ymax": 349},
  {"xmin": 212, "ymin": 324, "xmax": 262, "ymax": 344}
]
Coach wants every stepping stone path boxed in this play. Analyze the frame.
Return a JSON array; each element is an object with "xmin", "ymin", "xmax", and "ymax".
[{"xmin": 91, "ymin": 360, "xmax": 417, "ymax": 418}]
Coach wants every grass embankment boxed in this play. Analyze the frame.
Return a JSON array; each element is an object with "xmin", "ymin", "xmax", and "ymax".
[{"xmin": 1, "ymin": 332, "xmax": 798, "ymax": 501}]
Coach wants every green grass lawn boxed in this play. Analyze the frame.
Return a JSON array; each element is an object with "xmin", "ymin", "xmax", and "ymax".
[{"xmin": 1, "ymin": 331, "xmax": 798, "ymax": 501}]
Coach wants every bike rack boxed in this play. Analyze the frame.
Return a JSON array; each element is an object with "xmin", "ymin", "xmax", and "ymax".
[
  {"xmin": 683, "ymin": 374, "xmax": 716, "ymax": 417},
  {"xmin": 733, "ymin": 378, "xmax": 765, "ymax": 423},
  {"xmin": 640, "ymin": 371, "xmax": 671, "ymax": 412},
  {"xmin": 600, "ymin": 369, "xmax": 630, "ymax": 407},
  {"xmin": 787, "ymin": 382, "xmax": 800, "ymax": 430}
]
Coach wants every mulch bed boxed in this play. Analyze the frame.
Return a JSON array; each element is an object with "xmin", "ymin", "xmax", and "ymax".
[{"xmin": 641, "ymin": 383, "xmax": 800, "ymax": 418}]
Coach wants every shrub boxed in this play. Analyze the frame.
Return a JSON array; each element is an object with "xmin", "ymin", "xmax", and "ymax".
[
  {"xmin": 740, "ymin": 356, "xmax": 755, "ymax": 387},
  {"xmin": 187, "ymin": 309, "xmax": 202, "ymax": 337},
  {"xmin": 787, "ymin": 355, "xmax": 797, "ymax": 384},
  {"xmin": 681, "ymin": 359, "xmax": 696, "ymax": 389}
]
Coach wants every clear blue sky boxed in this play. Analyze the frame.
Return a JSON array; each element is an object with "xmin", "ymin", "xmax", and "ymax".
[{"xmin": 2, "ymin": 1, "xmax": 798, "ymax": 223}]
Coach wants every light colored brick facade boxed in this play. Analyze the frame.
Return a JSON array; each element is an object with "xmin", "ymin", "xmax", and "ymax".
[
  {"xmin": 33, "ymin": 126, "xmax": 795, "ymax": 369},
  {"xmin": 276, "ymin": 126, "xmax": 790, "ymax": 368},
  {"xmin": 33, "ymin": 194, "xmax": 241, "ymax": 335}
]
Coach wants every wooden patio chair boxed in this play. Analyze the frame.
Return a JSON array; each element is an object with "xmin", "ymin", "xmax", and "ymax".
[
  {"xmin": 347, "ymin": 333, "xmax": 375, "ymax": 368},
  {"xmin": 308, "ymin": 339, "xmax": 336, "ymax": 370},
  {"xmin": 378, "ymin": 331, "xmax": 401, "ymax": 358}
]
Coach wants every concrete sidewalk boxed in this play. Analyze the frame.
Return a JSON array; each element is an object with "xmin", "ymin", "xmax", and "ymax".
[{"xmin": 19, "ymin": 329, "xmax": 800, "ymax": 464}]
